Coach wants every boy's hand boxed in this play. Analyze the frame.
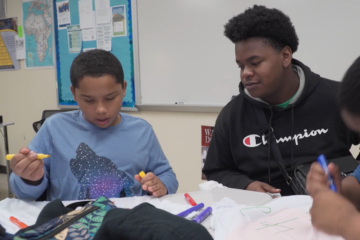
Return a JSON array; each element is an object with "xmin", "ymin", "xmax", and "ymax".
[
  {"xmin": 10, "ymin": 147, "xmax": 44, "ymax": 182},
  {"xmin": 310, "ymin": 189, "xmax": 358, "ymax": 237},
  {"xmin": 306, "ymin": 162, "xmax": 342, "ymax": 196},
  {"xmin": 134, "ymin": 172, "xmax": 168, "ymax": 197},
  {"xmin": 246, "ymin": 181, "xmax": 281, "ymax": 194}
]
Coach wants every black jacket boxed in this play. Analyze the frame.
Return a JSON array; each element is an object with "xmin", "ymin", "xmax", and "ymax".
[{"xmin": 203, "ymin": 59, "xmax": 359, "ymax": 196}]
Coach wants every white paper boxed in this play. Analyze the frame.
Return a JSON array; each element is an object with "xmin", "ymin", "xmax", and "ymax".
[
  {"xmin": 211, "ymin": 196, "xmax": 344, "ymax": 240},
  {"xmin": 15, "ymin": 35, "xmax": 26, "ymax": 60},
  {"xmin": 79, "ymin": 0, "xmax": 93, "ymax": 29},
  {"xmin": 96, "ymin": 23, "xmax": 111, "ymax": 51},
  {"xmin": 113, "ymin": 22, "xmax": 123, "ymax": 32},
  {"xmin": 82, "ymin": 28, "xmax": 96, "ymax": 41},
  {"xmin": 56, "ymin": 1, "xmax": 71, "ymax": 29},
  {"xmin": 82, "ymin": 12, "xmax": 96, "ymax": 41},
  {"xmin": 112, "ymin": 5, "xmax": 127, "ymax": 37},
  {"xmin": 95, "ymin": 0, "xmax": 111, "ymax": 24},
  {"xmin": 83, "ymin": 48, "xmax": 95, "ymax": 52},
  {"xmin": 67, "ymin": 25, "xmax": 82, "ymax": 53}
]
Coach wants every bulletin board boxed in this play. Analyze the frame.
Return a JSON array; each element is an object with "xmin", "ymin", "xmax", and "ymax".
[{"xmin": 54, "ymin": 0, "xmax": 136, "ymax": 109}]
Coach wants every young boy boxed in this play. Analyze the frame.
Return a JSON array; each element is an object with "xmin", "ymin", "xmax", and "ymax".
[
  {"xmin": 307, "ymin": 57, "xmax": 360, "ymax": 240},
  {"xmin": 9, "ymin": 50, "xmax": 178, "ymax": 200},
  {"xmin": 202, "ymin": 5, "xmax": 359, "ymax": 196}
]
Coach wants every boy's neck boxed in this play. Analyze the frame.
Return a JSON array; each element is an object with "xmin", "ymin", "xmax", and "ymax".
[{"xmin": 263, "ymin": 66, "xmax": 300, "ymax": 106}]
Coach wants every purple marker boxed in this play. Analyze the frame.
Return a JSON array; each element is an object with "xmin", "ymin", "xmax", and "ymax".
[
  {"xmin": 192, "ymin": 206, "xmax": 212, "ymax": 224},
  {"xmin": 177, "ymin": 203, "xmax": 204, "ymax": 217}
]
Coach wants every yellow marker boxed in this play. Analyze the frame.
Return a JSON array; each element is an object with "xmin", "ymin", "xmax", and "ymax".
[
  {"xmin": 139, "ymin": 171, "xmax": 146, "ymax": 178},
  {"xmin": 6, "ymin": 154, "xmax": 51, "ymax": 160}
]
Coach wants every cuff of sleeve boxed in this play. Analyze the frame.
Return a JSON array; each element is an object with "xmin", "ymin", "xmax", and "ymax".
[
  {"xmin": 158, "ymin": 176, "xmax": 175, "ymax": 195},
  {"xmin": 351, "ymin": 165, "xmax": 360, "ymax": 183},
  {"xmin": 10, "ymin": 174, "xmax": 48, "ymax": 199},
  {"xmin": 242, "ymin": 180, "xmax": 256, "ymax": 190}
]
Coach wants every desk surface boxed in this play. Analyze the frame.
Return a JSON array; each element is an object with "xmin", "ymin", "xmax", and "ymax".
[
  {"xmin": 0, "ymin": 188, "xmax": 272, "ymax": 236},
  {"xmin": 161, "ymin": 188, "xmax": 272, "ymax": 234},
  {"xmin": 162, "ymin": 188, "xmax": 272, "ymax": 206}
]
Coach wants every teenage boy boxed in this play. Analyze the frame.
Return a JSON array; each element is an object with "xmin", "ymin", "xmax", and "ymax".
[{"xmin": 203, "ymin": 5, "xmax": 359, "ymax": 196}]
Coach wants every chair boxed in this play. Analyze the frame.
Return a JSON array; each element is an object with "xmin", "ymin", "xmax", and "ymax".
[
  {"xmin": 32, "ymin": 109, "xmax": 73, "ymax": 201},
  {"xmin": 33, "ymin": 109, "xmax": 73, "ymax": 132}
]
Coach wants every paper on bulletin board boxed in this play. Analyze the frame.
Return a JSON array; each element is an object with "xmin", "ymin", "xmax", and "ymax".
[
  {"xmin": 112, "ymin": 5, "xmax": 127, "ymax": 37},
  {"xmin": 96, "ymin": 23, "xmax": 111, "ymax": 51},
  {"xmin": 56, "ymin": 0, "xmax": 70, "ymax": 29},
  {"xmin": 67, "ymin": 25, "xmax": 82, "ymax": 53},
  {"xmin": 79, "ymin": 0, "xmax": 93, "ymax": 29},
  {"xmin": 0, "ymin": 17, "xmax": 20, "ymax": 71},
  {"xmin": 82, "ymin": 12, "xmax": 96, "ymax": 41},
  {"xmin": 83, "ymin": 48, "xmax": 95, "ymax": 52},
  {"xmin": 15, "ymin": 35, "xmax": 26, "ymax": 60},
  {"xmin": 95, "ymin": 0, "xmax": 111, "ymax": 24}
]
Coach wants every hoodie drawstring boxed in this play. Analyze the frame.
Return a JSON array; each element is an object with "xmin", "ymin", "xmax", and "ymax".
[
  {"xmin": 267, "ymin": 107, "xmax": 274, "ymax": 183},
  {"xmin": 291, "ymin": 107, "xmax": 294, "ymax": 176}
]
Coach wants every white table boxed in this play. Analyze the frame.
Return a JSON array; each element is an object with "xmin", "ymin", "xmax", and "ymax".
[
  {"xmin": 0, "ymin": 187, "xmax": 272, "ymax": 236},
  {"xmin": 161, "ymin": 188, "xmax": 273, "ymax": 234}
]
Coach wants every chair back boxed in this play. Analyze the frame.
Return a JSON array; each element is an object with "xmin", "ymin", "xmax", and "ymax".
[{"xmin": 32, "ymin": 109, "xmax": 73, "ymax": 132}]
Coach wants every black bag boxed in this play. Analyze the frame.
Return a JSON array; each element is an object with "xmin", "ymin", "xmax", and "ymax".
[
  {"xmin": 293, "ymin": 155, "xmax": 359, "ymax": 194},
  {"xmin": 15, "ymin": 196, "xmax": 213, "ymax": 240},
  {"xmin": 253, "ymin": 106, "xmax": 359, "ymax": 195}
]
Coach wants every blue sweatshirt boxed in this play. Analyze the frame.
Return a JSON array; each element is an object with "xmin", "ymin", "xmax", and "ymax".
[{"xmin": 10, "ymin": 111, "xmax": 178, "ymax": 200}]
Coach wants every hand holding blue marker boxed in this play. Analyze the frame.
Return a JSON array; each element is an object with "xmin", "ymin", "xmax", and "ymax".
[{"xmin": 317, "ymin": 154, "xmax": 337, "ymax": 192}]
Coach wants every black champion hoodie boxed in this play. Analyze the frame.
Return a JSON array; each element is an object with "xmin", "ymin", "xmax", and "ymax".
[{"xmin": 203, "ymin": 59, "xmax": 359, "ymax": 196}]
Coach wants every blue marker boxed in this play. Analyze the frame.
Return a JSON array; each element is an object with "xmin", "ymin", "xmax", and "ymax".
[
  {"xmin": 177, "ymin": 203, "xmax": 204, "ymax": 217},
  {"xmin": 317, "ymin": 154, "xmax": 337, "ymax": 192},
  {"xmin": 192, "ymin": 207, "xmax": 212, "ymax": 224}
]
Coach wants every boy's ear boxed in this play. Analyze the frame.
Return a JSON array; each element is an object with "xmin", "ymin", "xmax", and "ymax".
[
  {"xmin": 70, "ymin": 85, "xmax": 77, "ymax": 102},
  {"xmin": 281, "ymin": 46, "xmax": 292, "ymax": 68},
  {"xmin": 122, "ymin": 80, "xmax": 127, "ymax": 96}
]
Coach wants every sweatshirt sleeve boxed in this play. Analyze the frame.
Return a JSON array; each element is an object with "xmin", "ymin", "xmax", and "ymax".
[
  {"xmin": 147, "ymin": 131, "xmax": 179, "ymax": 194},
  {"xmin": 202, "ymin": 114, "xmax": 255, "ymax": 190},
  {"xmin": 9, "ymin": 121, "xmax": 52, "ymax": 200}
]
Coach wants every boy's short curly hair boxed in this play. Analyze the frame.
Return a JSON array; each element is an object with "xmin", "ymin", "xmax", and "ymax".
[
  {"xmin": 70, "ymin": 49, "xmax": 124, "ymax": 88},
  {"xmin": 224, "ymin": 5, "xmax": 299, "ymax": 53},
  {"xmin": 338, "ymin": 57, "xmax": 360, "ymax": 115}
]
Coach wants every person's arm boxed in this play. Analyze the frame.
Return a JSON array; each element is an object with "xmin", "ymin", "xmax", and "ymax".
[
  {"xmin": 10, "ymin": 160, "xmax": 49, "ymax": 200},
  {"xmin": 202, "ymin": 116, "xmax": 279, "ymax": 193},
  {"xmin": 339, "ymin": 214, "xmax": 360, "ymax": 240},
  {"xmin": 310, "ymin": 189, "xmax": 360, "ymax": 240},
  {"xmin": 202, "ymin": 117, "xmax": 254, "ymax": 189},
  {"xmin": 138, "ymin": 130, "xmax": 178, "ymax": 196},
  {"xmin": 9, "ymin": 122, "xmax": 52, "ymax": 200},
  {"xmin": 342, "ymin": 166, "xmax": 360, "ymax": 210}
]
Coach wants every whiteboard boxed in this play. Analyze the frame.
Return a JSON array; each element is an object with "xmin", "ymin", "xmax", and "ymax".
[{"xmin": 135, "ymin": 0, "xmax": 360, "ymax": 111}]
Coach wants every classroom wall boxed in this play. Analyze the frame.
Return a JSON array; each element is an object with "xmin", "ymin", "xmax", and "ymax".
[{"xmin": 0, "ymin": 0, "xmax": 358, "ymax": 194}]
